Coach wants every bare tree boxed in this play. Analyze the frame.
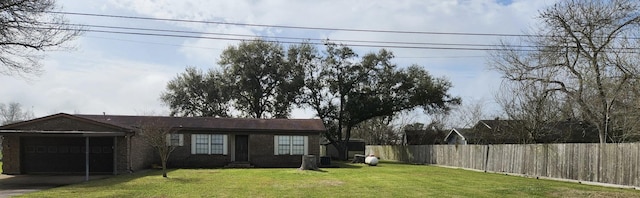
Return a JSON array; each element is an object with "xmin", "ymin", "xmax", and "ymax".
[
  {"xmin": 351, "ymin": 117, "xmax": 401, "ymax": 145},
  {"xmin": 0, "ymin": 102, "xmax": 34, "ymax": 125},
  {"xmin": 137, "ymin": 119, "xmax": 180, "ymax": 178},
  {"xmin": 1, "ymin": 0, "xmax": 82, "ymax": 76},
  {"xmin": 494, "ymin": 81, "xmax": 573, "ymax": 143},
  {"xmin": 444, "ymin": 99, "xmax": 489, "ymax": 128},
  {"xmin": 491, "ymin": 0, "xmax": 640, "ymax": 144}
]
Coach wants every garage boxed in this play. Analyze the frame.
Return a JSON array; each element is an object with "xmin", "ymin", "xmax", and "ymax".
[{"xmin": 20, "ymin": 137, "xmax": 114, "ymax": 174}]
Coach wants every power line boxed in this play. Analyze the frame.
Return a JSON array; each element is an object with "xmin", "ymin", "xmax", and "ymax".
[
  {"xmin": 86, "ymin": 35, "xmax": 487, "ymax": 59},
  {"xmin": 84, "ymin": 35, "xmax": 224, "ymax": 50},
  {"xmin": 47, "ymin": 11, "xmax": 539, "ymax": 38},
  {"xmin": 60, "ymin": 23, "xmax": 541, "ymax": 49},
  {"xmin": 22, "ymin": 24, "xmax": 640, "ymax": 53}
]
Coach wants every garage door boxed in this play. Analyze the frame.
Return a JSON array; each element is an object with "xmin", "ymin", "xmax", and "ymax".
[{"xmin": 21, "ymin": 137, "xmax": 114, "ymax": 174}]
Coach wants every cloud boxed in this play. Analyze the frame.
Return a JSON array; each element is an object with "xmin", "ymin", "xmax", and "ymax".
[
  {"xmin": 0, "ymin": 47, "xmax": 181, "ymax": 116},
  {"xmin": 2, "ymin": 0, "xmax": 561, "ymax": 119}
]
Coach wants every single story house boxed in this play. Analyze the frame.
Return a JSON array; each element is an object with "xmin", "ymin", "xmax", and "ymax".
[
  {"xmin": 443, "ymin": 128, "xmax": 474, "ymax": 145},
  {"xmin": 0, "ymin": 113, "xmax": 325, "ymax": 175},
  {"xmin": 404, "ymin": 129, "xmax": 447, "ymax": 145}
]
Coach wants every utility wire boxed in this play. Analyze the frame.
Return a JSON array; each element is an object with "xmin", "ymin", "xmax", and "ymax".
[
  {"xmin": 47, "ymin": 11, "xmax": 541, "ymax": 38},
  {"xmin": 23, "ymin": 24, "xmax": 640, "ymax": 52},
  {"xmin": 55, "ymin": 23, "xmax": 544, "ymax": 49}
]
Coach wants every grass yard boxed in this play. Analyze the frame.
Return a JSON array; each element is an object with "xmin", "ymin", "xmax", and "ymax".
[{"xmin": 19, "ymin": 162, "xmax": 640, "ymax": 198}]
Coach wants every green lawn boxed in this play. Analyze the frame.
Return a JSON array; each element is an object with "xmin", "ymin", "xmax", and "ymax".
[{"xmin": 19, "ymin": 162, "xmax": 640, "ymax": 198}]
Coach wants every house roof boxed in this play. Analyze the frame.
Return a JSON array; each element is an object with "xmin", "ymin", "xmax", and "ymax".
[
  {"xmin": 444, "ymin": 128, "xmax": 474, "ymax": 141},
  {"xmin": 476, "ymin": 119, "xmax": 526, "ymax": 131},
  {"xmin": 404, "ymin": 129, "xmax": 448, "ymax": 145},
  {"xmin": 0, "ymin": 113, "xmax": 326, "ymax": 134},
  {"xmin": 76, "ymin": 114, "xmax": 326, "ymax": 132}
]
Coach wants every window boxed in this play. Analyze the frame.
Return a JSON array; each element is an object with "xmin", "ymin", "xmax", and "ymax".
[
  {"xmin": 191, "ymin": 134, "xmax": 228, "ymax": 155},
  {"xmin": 274, "ymin": 135, "xmax": 308, "ymax": 155},
  {"xmin": 166, "ymin": 133, "xmax": 184, "ymax": 146}
]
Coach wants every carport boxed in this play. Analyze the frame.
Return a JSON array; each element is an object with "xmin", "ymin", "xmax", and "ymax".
[{"xmin": 0, "ymin": 114, "xmax": 132, "ymax": 181}]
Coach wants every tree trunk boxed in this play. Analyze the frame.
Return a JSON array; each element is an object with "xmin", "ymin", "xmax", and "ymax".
[
  {"xmin": 162, "ymin": 158, "xmax": 168, "ymax": 178},
  {"xmin": 336, "ymin": 141, "xmax": 348, "ymax": 160},
  {"xmin": 300, "ymin": 155, "xmax": 317, "ymax": 170}
]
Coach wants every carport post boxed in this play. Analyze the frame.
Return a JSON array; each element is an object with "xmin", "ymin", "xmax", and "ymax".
[{"xmin": 86, "ymin": 137, "xmax": 89, "ymax": 181}]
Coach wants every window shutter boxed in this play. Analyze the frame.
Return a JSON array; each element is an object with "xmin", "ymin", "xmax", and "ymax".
[
  {"xmin": 274, "ymin": 135, "xmax": 279, "ymax": 155},
  {"xmin": 208, "ymin": 135, "xmax": 212, "ymax": 154},
  {"xmin": 191, "ymin": 134, "xmax": 196, "ymax": 154},
  {"xmin": 304, "ymin": 136, "xmax": 309, "ymax": 155},
  {"xmin": 165, "ymin": 134, "xmax": 171, "ymax": 146},
  {"xmin": 222, "ymin": 134, "xmax": 228, "ymax": 155},
  {"xmin": 178, "ymin": 134, "xmax": 184, "ymax": 146}
]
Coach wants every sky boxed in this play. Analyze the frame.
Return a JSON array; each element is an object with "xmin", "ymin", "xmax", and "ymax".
[{"xmin": 0, "ymin": 0, "xmax": 559, "ymax": 122}]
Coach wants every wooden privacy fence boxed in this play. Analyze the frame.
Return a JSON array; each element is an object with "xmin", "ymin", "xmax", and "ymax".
[{"xmin": 366, "ymin": 143, "xmax": 640, "ymax": 187}]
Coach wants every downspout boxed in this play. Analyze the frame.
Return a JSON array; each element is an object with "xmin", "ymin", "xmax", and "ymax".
[
  {"xmin": 113, "ymin": 137, "xmax": 117, "ymax": 175},
  {"xmin": 127, "ymin": 133, "xmax": 133, "ymax": 173},
  {"xmin": 85, "ymin": 137, "xmax": 90, "ymax": 181}
]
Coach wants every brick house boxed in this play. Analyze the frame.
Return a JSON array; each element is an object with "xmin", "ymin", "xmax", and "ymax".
[{"xmin": 0, "ymin": 113, "xmax": 325, "ymax": 175}]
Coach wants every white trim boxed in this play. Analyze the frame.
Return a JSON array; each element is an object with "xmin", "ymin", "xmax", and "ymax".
[
  {"xmin": 222, "ymin": 134, "xmax": 228, "ymax": 155},
  {"xmin": 191, "ymin": 134, "xmax": 196, "ymax": 154},
  {"xmin": 274, "ymin": 135, "xmax": 279, "ymax": 155},
  {"xmin": 303, "ymin": 136, "xmax": 309, "ymax": 155},
  {"xmin": 444, "ymin": 129, "xmax": 467, "ymax": 143}
]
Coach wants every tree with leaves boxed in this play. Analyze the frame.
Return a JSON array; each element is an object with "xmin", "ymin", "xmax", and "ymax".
[
  {"xmin": 162, "ymin": 40, "xmax": 312, "ymax": 118},
  {"xmin": 304, "ymin": 43, "xmax": 460, "ymax": 159},
  {"xmin": 161, "ymin": 67, "xmax": 229, "ymax": 117},
  {"xmin": 1, "ymin": 0, "xmax": 81, "ymax": 76},
  {"xmin": 491, "ymin": 0, "xmax": 640, "ymax": 144},
  {"xmin": 218, "ymin": 40, "xmax": 309, "ymax": 118},
  {"xmin": 137, "ymin": 119, "xmax": 179, "ymax": 178}
]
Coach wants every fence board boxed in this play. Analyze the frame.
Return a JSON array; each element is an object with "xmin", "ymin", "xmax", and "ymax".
[{"xmin": 366, "ymin": 143, "xmax": 640, "ymax": 187}]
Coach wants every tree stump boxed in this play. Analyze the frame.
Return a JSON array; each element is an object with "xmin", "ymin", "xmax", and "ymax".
[{"xmin": 300, "ymin": 155, "xmax": 318, "ymax": 170}]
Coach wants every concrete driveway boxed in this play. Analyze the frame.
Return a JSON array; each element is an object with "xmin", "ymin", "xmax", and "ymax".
[{"xmin": 0, "ymin": 174, "xmax": 111, "ymax": 197}]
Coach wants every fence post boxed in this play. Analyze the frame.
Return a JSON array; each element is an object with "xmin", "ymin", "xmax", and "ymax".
[{"xmin": 484, "ymin": 144, "xmax": 490, "ymax": 172}]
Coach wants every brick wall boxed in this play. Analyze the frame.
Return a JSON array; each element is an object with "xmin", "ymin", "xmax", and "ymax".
[
  {"xmin": 250, "ymin": 133, "xmax": 320, "ymax": 168},
  {"xmin": 2, "ymin": 135, "xmax": 20, "ymax": 174},
  {"xmin": 129, "ymin": 134, "xmax": 158, "ymax": 171},
  {"xmin": 165, "ymin": 132, "xmax": 321, "ymax": 168},
  {"xmin": 114, "ymin": 136, "xmax": 128, "ymax": 174},
  {"xmin": 168, "ymin": 132, "xmax": 231, "ymax": 168}
]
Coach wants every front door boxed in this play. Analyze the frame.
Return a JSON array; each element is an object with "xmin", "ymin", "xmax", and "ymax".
[{"xmin": 235, "ymin": 135, "xmax": 249, "ymax": 161}]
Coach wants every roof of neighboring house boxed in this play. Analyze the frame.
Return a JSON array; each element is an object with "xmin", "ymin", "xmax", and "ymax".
[
  {"xmin": 476, "ymin": 119, "xmax": 526, "ymax": 131},
  {"xmin": 0, "ymin": 113, "xmax": 326, "ymax": 133},
  {"xmin": 537, "ymin": 120, "xmax": 599, "ymax": 143},
  {"xmin": 444, "ymin": 128, "xmax": 474, "ymax": 141},
  {"xmin": 404, "ymin": 129, "xmax": 447, "ymax": 145}
]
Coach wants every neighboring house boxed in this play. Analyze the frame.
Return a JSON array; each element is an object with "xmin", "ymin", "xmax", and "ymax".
[
  {"xmin": 535, "ymin": 120, "xmax": 599, "ymax": 143},
  {"xmin": 0, "ymin": 113, "xmax": 325, "ymax": 175},
  {"xmin": 450, "ymin": 119, "xmax": 600, "ymax": 144},
  {"xmin": 404, "ymin": 129, "xmax": 447, "ymax": 145},
  {"xmin": 443, "ymin": 128, "xmax": 474, "ymax": 145},
  {"xmin": 469, "ymin": 119, "xmax": 526, "ymax": 144},
  {"xmin": 321, "ymin": 138, "xmax": 365, "ymax": 159}
]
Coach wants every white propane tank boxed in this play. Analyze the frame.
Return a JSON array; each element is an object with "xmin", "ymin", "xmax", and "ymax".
[{"xmin": 365, "ymin": 154, "xmax": 379, "ymax": 166}]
